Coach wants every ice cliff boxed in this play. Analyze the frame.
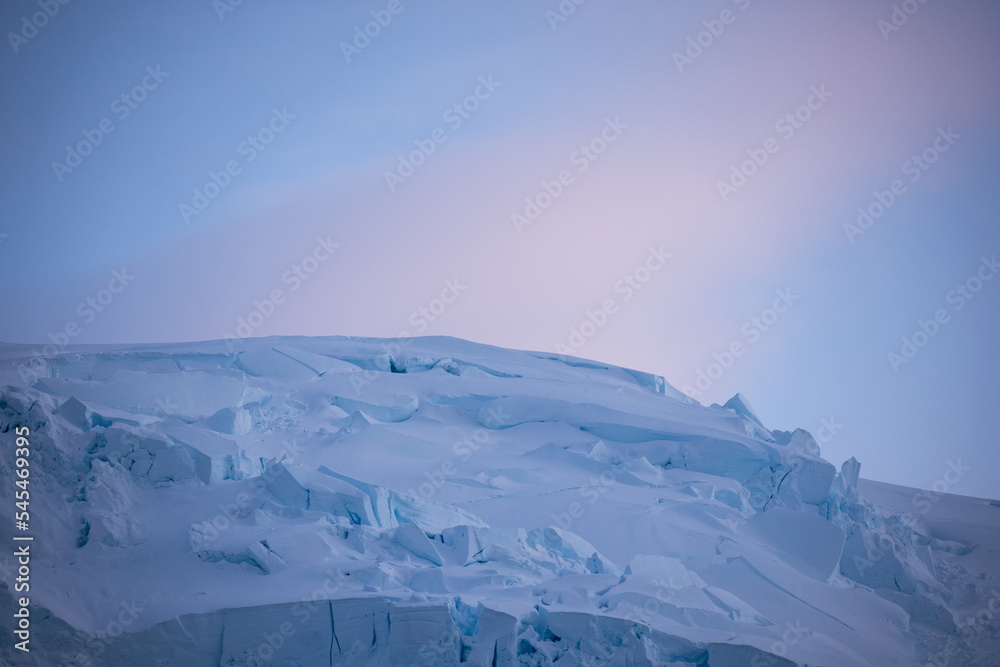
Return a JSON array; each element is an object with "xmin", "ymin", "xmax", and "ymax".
[{"xmin": 0, "ymin": 336, "xmax": 997, "ymax": 665}]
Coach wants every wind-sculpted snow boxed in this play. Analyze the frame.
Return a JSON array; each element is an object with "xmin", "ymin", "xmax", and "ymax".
[{"xmin": 0, "ymin": 336, "xmax": 997, "ymax": 665}]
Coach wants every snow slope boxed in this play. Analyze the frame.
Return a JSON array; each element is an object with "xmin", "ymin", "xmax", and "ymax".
[{"xmin": 0, "ymin": 335, "xmax": 997, "ymax": 666}]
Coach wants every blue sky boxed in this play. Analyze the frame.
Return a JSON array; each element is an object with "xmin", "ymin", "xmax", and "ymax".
[{"xmin": 2, "ymin": 0, "xmax": 999, "ymax": 498}]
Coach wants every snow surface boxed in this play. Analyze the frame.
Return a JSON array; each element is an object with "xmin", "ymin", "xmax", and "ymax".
[{"xmin": 0, "ymin": 335, "xmax": 997, "ymax": 666}]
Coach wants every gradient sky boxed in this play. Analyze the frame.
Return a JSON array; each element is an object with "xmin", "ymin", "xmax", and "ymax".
[{"xmin": 2, "ymin": 0, "xmax": 998, "ymax": 498}]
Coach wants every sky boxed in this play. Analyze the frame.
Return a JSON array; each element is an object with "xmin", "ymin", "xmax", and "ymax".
[{"xmin": 1, "ymin": 0, "xmax": 998, "ymax": 499}]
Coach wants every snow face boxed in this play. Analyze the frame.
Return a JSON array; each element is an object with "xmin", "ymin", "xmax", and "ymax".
[{"xmin": 0, "ymin": 335, "xmax": 997, "ymax": 665}]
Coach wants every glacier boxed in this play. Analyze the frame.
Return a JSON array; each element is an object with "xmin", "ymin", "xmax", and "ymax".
[{"xmin": 0, "ymin": 335, "xmax": 997, "ymax": 666}]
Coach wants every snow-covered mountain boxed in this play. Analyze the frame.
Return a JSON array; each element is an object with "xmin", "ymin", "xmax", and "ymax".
[{"xmin": 0, "ymin": 336, "xmax": 997, "ymax": 666}]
